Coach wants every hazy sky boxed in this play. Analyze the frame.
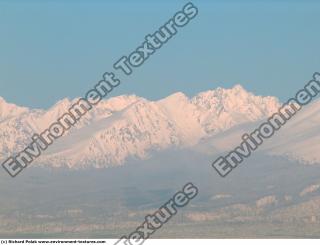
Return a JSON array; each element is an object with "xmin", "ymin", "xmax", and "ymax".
[{"xmin": 1, "ymin": 0, "xmax": 320, "ymax": 108}]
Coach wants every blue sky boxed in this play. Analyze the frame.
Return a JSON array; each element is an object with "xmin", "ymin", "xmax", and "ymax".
[{"xmin": 1, "ymin": 0, "xmax": 320, "ymax": 108}]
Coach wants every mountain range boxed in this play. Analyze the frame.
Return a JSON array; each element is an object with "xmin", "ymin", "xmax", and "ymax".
[{"xmin": 0, "ymin": 84, "xmax": 319, "ymax": 168}]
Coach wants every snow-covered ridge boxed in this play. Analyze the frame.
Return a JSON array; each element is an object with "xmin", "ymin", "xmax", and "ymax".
[
  {"xmin": 0, "ymin": 97, "xmax": 29, "ymax": 121},
  {"xmin": 2, "ymin": 84, "xmax": 313, "ymax": 169}
]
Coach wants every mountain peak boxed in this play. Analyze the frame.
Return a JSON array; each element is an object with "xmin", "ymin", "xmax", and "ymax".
[
  {"xmin": 0, "ymin": 96, "xmax": 10, "ymax": 106},
  {"xmin": 162, "ymin": 92, "xmax": 189, "ymax": 101},
  {"xmin": 52, "ymin": 98, "xmax": 71, "ymax": 107},
  {"xmin": 0, "ymin": 97, "xmax": 28, "ymax": 120},
  {"xmin": 231, "ymin": 84, "xmax": 246, "ymax": 92}
]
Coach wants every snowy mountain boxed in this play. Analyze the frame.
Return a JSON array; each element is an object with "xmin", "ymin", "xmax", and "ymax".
[
  {"xmin": 0, "ymin": 84, "xmax": 318, "ymax": 168},
  {"xmin": 0, "ymin": 97, "xmax": 29, "ymax": 121},
  {"xmin": 194, "ymin": 98, "xmax": 320, "ymax": 164}
]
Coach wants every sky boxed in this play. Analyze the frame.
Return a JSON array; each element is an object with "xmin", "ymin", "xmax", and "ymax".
[{"xmin": 0, "ymin": 0, "xmax": 320, "ymax": 109}]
